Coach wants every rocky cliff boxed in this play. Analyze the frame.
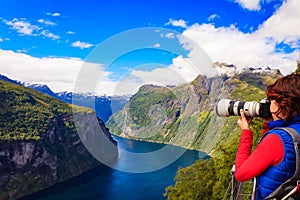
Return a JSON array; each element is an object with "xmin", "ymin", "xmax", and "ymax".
[
  {"xmin": 0, "ymin": 79, "xmax": 117, "ymax": 200},
  {"xmin": 106, "ymin": 66, "xmax": 281, "ymax": 152}
]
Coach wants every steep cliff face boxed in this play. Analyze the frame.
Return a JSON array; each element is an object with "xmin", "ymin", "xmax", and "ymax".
[
  {"xmin": 106, "ymin": 67, "xmax": 281, "ymax": 152},
  {"xmin": 0, "ymin": 80, "xmax": 117, "ymax": 200}
]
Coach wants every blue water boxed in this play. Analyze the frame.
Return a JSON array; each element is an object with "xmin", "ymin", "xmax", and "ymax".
[{"xmin": 31, "ymin": 136, "xmax": 206, "ymax": 200}]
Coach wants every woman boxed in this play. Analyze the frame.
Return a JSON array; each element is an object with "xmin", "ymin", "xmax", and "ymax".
[{"xmin": 234, "ymin": 74, "xmax": 300, "ymax": 199}]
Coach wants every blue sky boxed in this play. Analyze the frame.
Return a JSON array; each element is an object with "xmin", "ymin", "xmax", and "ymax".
[
  {"xmin": 0, "ymin": 0, "xmax": 282, "ymax": 58},
  {"xmin": 0, "ymin": 0, "xmax": 299, "ymax": 95}
]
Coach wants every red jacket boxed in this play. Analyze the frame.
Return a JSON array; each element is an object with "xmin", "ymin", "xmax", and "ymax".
[{"xmin": 234, "ymin": 122, "xmax": 284, "ymax": 182}]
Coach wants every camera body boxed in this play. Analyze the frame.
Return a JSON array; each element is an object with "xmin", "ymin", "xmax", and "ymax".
[{"xmin": 216, "ymin": 98, "xmax": 271, "ymax": 118}]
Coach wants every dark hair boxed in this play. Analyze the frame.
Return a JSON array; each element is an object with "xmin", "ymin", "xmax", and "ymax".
[{"xmin": 266, "ymin": 73, "xmax": 300, "ymax": 120}]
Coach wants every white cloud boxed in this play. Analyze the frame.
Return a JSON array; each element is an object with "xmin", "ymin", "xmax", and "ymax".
[
  {"xmin": 0, "ymin": 49, "xmax": 108, "ymax": 93},
  {"xmin": 72, "ymin": 41, "xmax": 94, "ymax": 49},
  {"xmin": 117, "ymin": 49, "xmax": 213, "ymax": 94},
  {"xmin": 4, "ymin": 18, "xmax": 41, "ymax": 36},
  {"xmin": 3, "ymin": 18, "xmax": 60, "ymax": 40},
  {"xmin": 38, "ymin": 19, "xmax": 56, "ymax": 26},
  {"xmin": 256, "ymin": 0, "xmax": 300, "ymax": 45},
  {"xmin": 152, "ymin": 43, "xmax": 160, "ymax": 48},
  {"xmin": 160, "ymin": 32, "xmax": 177, "ymax": 39},
  {"xmin": 96, "ymin": 75, "xmax": 141, "ymax": 96},
  {"xmin": 99, "ymin": 62, "xmax": 200, "ymax": 96},
  {"xmin": 110, "ymin": 52, "xmax": 212, "ymax": 96},
  {"xmin": 180, "ymin": 23, "xmax": 298, "ymax": 75},
  {"xmin": 16, "ymin": 49, "xmax": 27, "ymax": 53},
  {"xmin": 67, "ymin": 31, "xmax": 75, "ymax": 35},
  {"xmin": 235, "ymin": 0, "xmax": 261, "ymax": 10},
  {"xmin": 165, "ymin": 32, "xmax": 175, "ymax": 39},
  {"xmin": 176, "ymin": 0, "xmax": 300, "ymax": 76},
  {"xmin": 130, "ymin": 67, "xmax": 184, "ymax": 86},
  {"xmin": 0, "ymin": 37, "xmax": 9, "ymax": 42},
  {"xmin": 166, "ymin": 19, "xmax": 187, "ymax": 28},
  {"xmin": 41, "ymin": 30, "xmax": 60, "ymax": 40},
  {"xmin": 0, "ymin": 49, "xmax": 134, "ymax": 96},
  {"xmin": 208, "ymin": 14, "xmax": 219, "ymax": 22},
  {"xmin": 46, "ymin": 12, "xmax": 61, "ymax": 17},
  {"xmin": 129, "ymin": 56, "xmax": 206, "ymax": 86}
]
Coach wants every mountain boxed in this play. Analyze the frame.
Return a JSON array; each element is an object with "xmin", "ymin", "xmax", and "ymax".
[
  {"xmin": 25, "ymin": 83, "xmax": 59, "ymax": 99},
  {"xmin": 0, "ymin": 74, "xmax": 58, "ymax": 98},
  {"xmin": 106, "ymin": 66, "xmax": 282, "ymax": 152},
  {"xmin": 0, "ymin": 74, "xmax": 129, "ymax": 122},
  {"xmin": 0, "ymin": 79, "xmax": 117, "ymax": 200},
  {"xmin": 213, "ymin": 62, "xmax": 237, "ymax": 76},
  {"xmin": 0, "ymin": 74, "xmax": 23, "ymax": 85},
  {"xmin": 56, "ymin": 92, "xmax": 130, "ymax": 122}
]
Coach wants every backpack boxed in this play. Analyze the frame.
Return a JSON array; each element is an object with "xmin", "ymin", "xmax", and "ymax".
[{"xmin": 264, "ymin": 127, "xmax": 300, "ymax": 200}]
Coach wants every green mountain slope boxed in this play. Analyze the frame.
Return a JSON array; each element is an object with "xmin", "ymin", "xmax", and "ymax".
[
  {"xmin": 107, "ymin": 69, "xmax": 281, "ymax": 152},
  {"xmin": 0, "ymin": 79, "xmax": 117, "ymax": 200},
  {"xmin": 0, "ymin": 79, "xmax": 92, "ymax": 140}
]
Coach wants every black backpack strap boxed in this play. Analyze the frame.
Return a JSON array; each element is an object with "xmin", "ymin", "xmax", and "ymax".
[{"xmin": 265, "ymin": 127, "xmax": 300, "ymax": 200}]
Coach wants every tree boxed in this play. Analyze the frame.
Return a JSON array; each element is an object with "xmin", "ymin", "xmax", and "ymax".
[
  {"xmin": 295, "ymin": 60, "xmax": 300, "ymax": 75},
  {"xmin": 164, "ymin": 159, "xmax": 216, "ymax": 200},
  {"xmin": 164, "ymin": 118, "xmax": 263, "ymax": 200}
]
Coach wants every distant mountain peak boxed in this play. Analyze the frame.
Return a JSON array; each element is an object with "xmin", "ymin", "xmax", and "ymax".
[
  {"xmin": 25, "ymin": 82, "xmax": 59, "ymax": 99},
  {"xmin": 242, "ymin": 66, "xmax": 282, "ymax": 75},
  {"xmin": 0, "ymin": 74, "xmax": 23, "ymax": 85},
  {"xmin": 213, "ymin": 62, "xmax": 237, "ymax": 76},
  {"xmin": 212, "ymin": 62, "xmax": 282, "ymax": 77}
]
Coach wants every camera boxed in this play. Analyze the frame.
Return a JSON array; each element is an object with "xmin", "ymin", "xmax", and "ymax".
[{"xmin": 216, "ymin": 98, "xmax": 271, "ymax": 118}]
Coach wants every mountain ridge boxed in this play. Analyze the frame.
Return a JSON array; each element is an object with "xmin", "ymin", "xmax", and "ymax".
[{"xmin": 0, "ymin": 74, "xmax": 129, "ymax": 122}]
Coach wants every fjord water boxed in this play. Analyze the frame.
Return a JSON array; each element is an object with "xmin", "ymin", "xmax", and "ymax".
[{"xmin": 37, "ymin": 136, "xmax": 206, "ymax": 200}]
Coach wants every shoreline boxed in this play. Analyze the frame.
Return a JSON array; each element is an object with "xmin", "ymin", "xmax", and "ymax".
[{"xmin": 112, "ymin": 133, "xmax": 207, "ymax": 152}]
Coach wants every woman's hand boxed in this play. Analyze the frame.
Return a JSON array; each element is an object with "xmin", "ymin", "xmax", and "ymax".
[{"xmin": 237, "ymin": 109, "xmax": 253, "ymax": 130}]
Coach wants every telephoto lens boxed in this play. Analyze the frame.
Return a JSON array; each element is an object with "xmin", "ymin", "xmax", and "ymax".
[{"xmin": 216, "ymin": 98, "xmax": 271, "ymax": 118}]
